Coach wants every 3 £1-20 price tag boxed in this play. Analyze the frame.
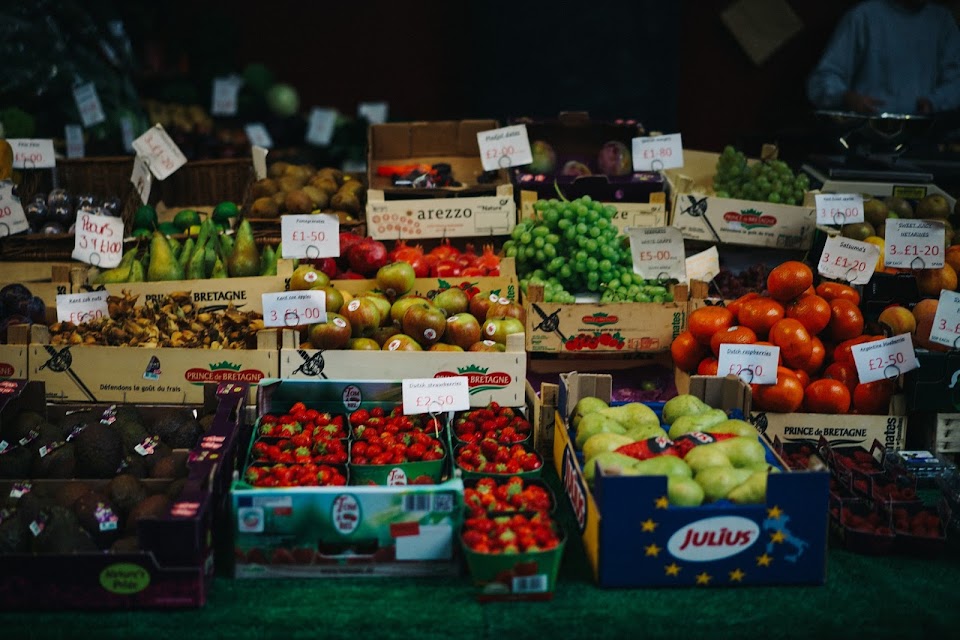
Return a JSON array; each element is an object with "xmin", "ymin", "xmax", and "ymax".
[
  {"xmin": 477, "ymin": 125, "xmax": 533, "ymax": 172},
  {"xmin": 717, "ymin": 344, "xmax": 780, "ymax": 384},
  {"xmin": 280, "ymin": 214, "xmax": 340, "ymax": 259},
  {"xmin": 884, "ymin": 219, "xmax": 945, "ymax": 269},
  {"xmin": 0, "ymin": 182, "xmax": 30, "ymax": 237},
  {"xmin": 930, "ymin": 290, "xmax": 960, "ymax": 348},
  {"xmin": 131, "ymin": 124, "xmax": 187, "ymax": 181},
  {"xmin": 851, "ymin": 333, "xmax": 919, "ymax": 383},
  {"xmin": 72, "ymin": 211, "xmax": 124, "ymax": 268},
  {"xmin": 261, "ymin": 290, "xmax": 327, "ymax": 328},
  {"xmin": 8, "ymin": 139, "xmax": 56, "ymax": 169},
  {"xmin": 631, "ymin": 133, "xmax": 683, "ymax": 171},
  {"xmin": 627, "ymin": 226, "xmax": 686, "ymax": 281},
  {"xmin": 817, "ymin": 235, "xmax": 879, "ymax": 285},
  {"xmin": 401, "ymin": 377, "xmax": 470, "ymax": 416},
  {"xmin": 56, "ymin": 291, "xmax": 109, "ymax": 324},
  {"xmin": 815, "ymin": 193, "xmax": 864, "ymax": 225}
]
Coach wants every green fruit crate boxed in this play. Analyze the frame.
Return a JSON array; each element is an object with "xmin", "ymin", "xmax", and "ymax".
[
  {"xmin": 454, "ymin": 445, "xmax": 544, "ymax": 481},
  {"xmin": 350, "ymin": 457, "xmax": 446, "ymax": 486}
]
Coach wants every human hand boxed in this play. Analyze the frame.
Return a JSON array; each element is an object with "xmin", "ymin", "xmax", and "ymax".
[
  {"xmin": 843, "ymin": 91, "xmax": 884, "ymax": 114},
  {"xmin": 916, "ymin": 97, "xmax": 933, "ymax": 115}
]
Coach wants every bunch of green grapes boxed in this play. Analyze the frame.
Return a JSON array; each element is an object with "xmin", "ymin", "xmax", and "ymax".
[
  {"xmin": 519, "ymin": 271, "xmax": 577, "ymax": 303},
  {"xmin": 713, "ymin": 145, "xmax": 810, "ymax": 205},
  {"xmin": 598, "ymin": 272, "xmax": 673, "ymax": 303}
]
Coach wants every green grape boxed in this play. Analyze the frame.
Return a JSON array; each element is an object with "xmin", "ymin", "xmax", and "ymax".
[
  {"xmin": 532, "ymin": 225, "xmax": 549, "ymax": 237},
  {"xmin": 520, "ymin": 231, "xmax": 532, "ymax": 245},
  {"xmin": 588, "ymin": 227, "xmax": 601, "ymax": 238},
  {"xmin": 533, "ymin": 236, "xmax": 545, "ymax": 249},
  {"xmin": 543, "ymin": 243, "xmax": 557, "ymax": 259},
  {"xmin": 768, "ymin": 192, "xmax": 781, "ymax": 204}
]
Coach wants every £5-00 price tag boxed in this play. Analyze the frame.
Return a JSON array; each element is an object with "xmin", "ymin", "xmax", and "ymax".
[
  {"xmin": 818, "ymin": 235, "xmax": 879, "ymax": 285},
  {"xmin": 627, "ymin": 226, "xmax": 686, "ymax": 281},
  {"xmin": 851, "ymin": 333, "xmax": 919, "ymax": 383},
  {"xmin": 0, "ymin": 182, "xmax": 30, "ymax": 238},
  {"xmin": 815, "ymin": 192, "xmax": 864, "ymax": 225},
  {"xmin": 8, "ymin": 139, "xmax": 56, "ymax": 169},
  {"xmin": 631, "ymin": 133, "xmax": 684, "ymax": 171},
  {"xmin": 477, "ymin": 125, "xmax": 533, "ymax": 172},
  {"xmin": 401, "ymin": 376, "xmax": 470, "ymax": 416},
  {"xmin": 717, "ymin": 344, "xmax": 780, "ymax": 384},
  {"xmin": 261, "ymin": 290, "xmax": 327, "ymax": 328},
  {"xmin": 72, "ymin": 211, "xmax": 124, "ymax": 268},
  {"xmin": 280, "ymin": 214, "xmax": 340, "ymax": 259},
  {"xmin": 930, "ymin": 290, "xmax": 960, "ymax": 348},
  {"xmin": 884, "ymin": 219, "xmax": 945, "ymax": 269},
  {"xmin": 56, "ymin": 291, "xmax": 109, "ymax": 324},
  {"xmin": 131, "ymin": 125, "xmax": 187, "ymax": 181}
]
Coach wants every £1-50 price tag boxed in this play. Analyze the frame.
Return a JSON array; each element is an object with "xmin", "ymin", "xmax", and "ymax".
[
  {"xmin": 131, "ymin": 124, "xmax": 187, "ymax": 181},
  {"xmin": 8, "ymin": 139, "xmax": 56, "ymax": 169},
  {"xmin": 930, "ymin": 290, "xmax": 960, "ymax": 348},
  {"xmin": 717, "ymin": 344, "xmax": 780, "ymax": 384},
  {"xmin": 262, "ymin": 290, "xmax": 327, "ymax": 328},
  {"xmin": 627, "ymin": 226, "xmax": 686, "ymax": 281},
  {"xmin": 56, "ymin": 291, "xmax": 109, "ymax": 324},
  {"xmin": 401, "ymin": 376, "xmax": 470, "ymax": 416},
  {"xmin": 280, "ymin": 214, "xmax": 340, "ymax": 259},
  {"xmin": 851, "ymin": 333, "xmax": 919, "ymax": 383},
  {"xmin": 477, "ymin": 125, "xmax": 533, "ymax": 172},
  {"xmin": 818, "ymin": 235, "xmax": 879, "ymax": 285},
  {"xmin": 815, "ymin": 193, "xmax": 864, "ymax": 225},
  {"xmin": 0, "ymin": 182, "xmax": 30, "ymax": 238},
  {"xmin": 631, "ymin": 133, "xmax": 684, "ymax": 171},
  {"xmin": 884, "ymin": 219, "xmax": 945, "ymax": 269},
  {"xmin": 72, "ymin": 211, "xmax": 124, "ymax": 268}
]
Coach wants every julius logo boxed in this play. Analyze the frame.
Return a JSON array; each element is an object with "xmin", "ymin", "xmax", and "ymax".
[
  {"xmin": 667, "ymin": 516, "xmax": 759, "ymax": 561},
  {"xmin": 435, "ymin": 365, "xmax": 510, "ymax": 394},
  {"xmin": 184, "ymin": 361, "xmax": 264, "ymax": 384},
  {"xmin": 332, "ymin": 494, "xmax": 360, "ymax": 535},
  {"xmin": 582, "ymin": 312, "xmax": 618, "ymax": 326},
  {"xmin": 723, "ymin": 209, "xmax": 777, "ymax": 230}
]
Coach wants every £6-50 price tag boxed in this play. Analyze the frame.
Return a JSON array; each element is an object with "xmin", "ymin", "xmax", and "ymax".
[
  {"xmin": 818, "ymin": 235, "xmax": 879, "ymax": 285},
  {"xmin": 0, "ymin": 182, "xmax": 30, "ymax": 237},
  {"xmin": 72, "ymin": 211, "xmax": 124, "ymax": 268},
  {"xmin": 815, "ymin": 193, "xmax": 864, "ymax": 225},
  {"xmin": 56, "ymin": 291, "xmax": 109, "ymax": 324},
  {"xmin": 477, "ymin": 125, "xmax": 533, "ymax": 172},
  {"xmin": 280, "ymin": 214, "xmax": 340, "ymax": 259},
  {"xmin": 9, "ymin": 139, "xmax": 56, "ymax": 169},
  {"xmin": 884, "ymin": 219, "xmax": 945, "ymax": 269},
  {"xmin": 401, "ymin": 376, "xmax": 470, "ymax": 416},
  {"xmin": 131, "ymin": 125, "xmax": 187, "ymax": 181},
  {"xmin": 632, "ymin": 133, "xmax": 683, "ymax": 172},
  {"xmin": 627, "ymin": 226, "xmax": 686, "ymax": 281},
  {"xmin": 262, "ymin": 290, "xmax": 327, "ymax": 328},
  {"xmin": 852, "ymin": 333, "xmax": 919, "ymax": 383},
  {"xmin": 717, "ymin": 344, "xmax": 780, "ymax": 384},
  {"xmin": 930, "ymin": 290, "xmax": 960, "ymax": 348}
]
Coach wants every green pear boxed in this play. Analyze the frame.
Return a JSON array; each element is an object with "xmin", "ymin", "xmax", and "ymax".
[
  {"xmin": 743, "ymin": 462, "xmax": 780, "ymax": 474},
  {"xmin": 662, "ymin": 394, "xmax": 710, "ymax": 426},
  {"xmin": 219, "ymin": 233, "xmax": 235, "ymax": 260},
  {"xmin": 695, "ymin": 466, "xmax": 754, "ymax": 502},
  {"xmin": 704, "ymin": 419, "xmax": 758, "ymax": 439},
  {"xmin": 227, "ymin": 219, "xmax": 260, "ymax": 277},
  {"xmin": 668, "ymin": 476, "xmax": 705, "ymax": 507},
  {"xmin": 186, "ymin": 236, "xmax": 208, "ymax": 280},
  {"xmin": 93, "ymin": 247, "xmax": 138, "ymax": 284},
  {"xmin": 571, "ymin": 396, "xmax": 609, "ymax": 428},
  {"xmin": 168, "ymin": 235, "xmax": 182, "ymax": 260},
  {"xmin": 668, "ymin": 409, "xmax": 728, "ymax": 439},
  {"xmin": 147, "ymin": 231, "xmax": 185, "ymax": 281},
  {"xmin": 633, "ymin": 455, "xmax": 693, "ymax": 478},
  {"xmin": 715, "ymin": 436, "xmax": 767, "ymax": 468},
  {"xmin": 624, "ymin": 423, "xmax": 669, "ymax": 442},
  {"xmin": 683, "ymin": 443, "xmax": 732, "ymax": 473},
  {"xmin": 582, "ymin": 433, "xmax": 634, "ymax": 463},
  {"xmin": 727, "ymin": 470, "xmax": 769, "ymax": 504},
  {"xmin": 575, "ymin": 413, "xmax": 627, "ymax": 449},
  {"xmin": 211, "ymin": 257, "xmax": 228, "ymax": 279},
  {"xmin": 598, "ymin": 403, "xmax": 659, "ymax": 429},
  {"xmin": 127, "ymin": 259, "xmax": 145, "ymax": 282},
  {"xmin": 584, "ymin": 451, "xmax": 641, "ymax": 485},
  {"xmin": 259, "ymin": 244, "xmax": 278, "ymax": 276},
  {"xmin": 177, "ymin": 236, "xmax": 195, "ymax": 271}
]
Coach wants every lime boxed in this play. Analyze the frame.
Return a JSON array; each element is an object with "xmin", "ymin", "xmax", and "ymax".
[
  {"xmin": 132, "ymin": 227, "xmax": 152, "ymax": 240},
  {"xmin": 173, "ymin": 209, "xmax": 201, "ymax": 231},
  {"xmin": 188, "ymin": 224, "xmax": 202, "ymax": 236},
  {"xmin": 133, "ymin": 205, "xmax": 158, "ymax": 230},
  {"xmin": 212, "ymin": 201, "xmax": 239, "ymax": 223},
  {"xmin": 157, "ymin": 222, "xmax": 180, "ymax": 236}
]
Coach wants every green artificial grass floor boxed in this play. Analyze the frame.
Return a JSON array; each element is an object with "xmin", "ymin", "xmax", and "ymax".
[{"xmin": 3, "ymin": 465, "xmax": 960, "ymax": 640}]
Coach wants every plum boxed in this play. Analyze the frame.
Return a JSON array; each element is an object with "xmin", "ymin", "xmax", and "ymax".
[{"xmin": 0, "ymin": 284, "xmax": 32, "ymax": 318}]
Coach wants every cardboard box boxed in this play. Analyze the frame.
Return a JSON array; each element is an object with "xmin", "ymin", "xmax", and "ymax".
[
  {"xmin": 0, "ymin": 343, "xmax": 28, "ymax": 379},
  {"xmin": 814, "ymin": 177, "xmax": 957, "ymax": 211},
  {"xmin": 553, "ymin": 372, "xmax": 829, "ymax": 587},
  {"xmin": 366, "ymin": 185, "xmax": 517, "ymax": 239}
]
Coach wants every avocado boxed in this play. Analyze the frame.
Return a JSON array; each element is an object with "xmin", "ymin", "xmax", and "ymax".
[
  {"xmin": 125, "ymin": 494, "xmax": 170, "ymax": 536},
  {"xmin": 120, "ymin": 454, "xmax": 150, "ymax": 479},
  {"xmin": 0, "ymin": 446, "xmax": 33, "ymax": 479},
  {"xmin": 1, "ymin": 410, "xmax": 45, "ymax": 445},
  {"xmin": 107, "ymin": 474, "xmax": 148, "ymax": 516},
  {"xmin": 53, "ymin": 482, "xmax": 96, "ymax": 509},
  {"xmin": 74, "ymin": 490, "xmax": 121, "ymax": 548},
  {"xmin": 31, "ymin": 505, "xmax": 99, "ymax": 554},
  {"xmin": 73, "ymin": 423, "xmax": 124, "ymax": 479},
  {"xmin": 113, "ymin": 415, "xmax": 151, "ymax": 453},
  {"xmin": 150, "ymin": 455, "xmax": 188, "ymax": 479},
  {"xmin": 152, "ymin": 411, "xmax": 202, "ymax": 449},
  {"xmin": 31, "ymin": 441, "xmax": 76, "ymax": 478},
  {"xmin": 0, "ymin": 509, "xmax": 27, "ymax": 553}
]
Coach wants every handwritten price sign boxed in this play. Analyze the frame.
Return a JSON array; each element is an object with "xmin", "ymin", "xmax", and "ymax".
[
  {"xmin": 56, "ymin": 291, "xmax": 109, "ymax": 324},
  {"xmin": 884, "ymin": 219, "xmax": 945, "ymax": 269},
  {"xmin": 244, "ymin": 123, "xmax": 273, "ymax": 149},
  {"xmin": 130, "ymin": 155, "xmax": 152, "ymax": 205},
  {"xmin": 627, "ymin": 226, "xmax": 686, "ymax": 281},
  {"xmin": 65, "ymin": 125, "xmax": 84, "ymax": 159},
  {"xmin": 71, "ymin": 211, "xmax": 124, "ymax": 267},
  {"xmin": 815, "ymin": 193, "xmax": 864, "ymax": 225},
  {"xmin": 306, "ymin": 107, "xmax": 337, "ymax": 146},
  {"xmin": 401, "ymin": 376, "xmax": 470, "ymax": 415},
  {"xmin": 8, "ymin": 139, "xmax": 56, "ymax": 169},
  {"xmin": 632, "ymin": 133, "xmax": 683, "ymax": 171},
  {"xmin": 280, "ymin": 214, "xmax": 340, "ymax": 259},
  {"xmin": 0, "ymin": 182, "xmax": 30, "ymax": 237},
  {"xmin": 477, "ymin": 125, "xmax": 533, "ymax": 172},
  {"xmin": 717, "ymin": 344, "xmax": 780, "ymax": 384},
  {"xmin": 851, "ymin": 333, "xmax": 919, "ymax": 383},
  {"xmin": 72, "ymin": 82, "xmax": 106, "ymax": 128},
  {"xmin": 262, "ymin": 290, "xmax": 327, "ymax": 328},
  {"xmin": 818, "ymin": 235, "xmax": 879, "ymax": 285},
  {"xmin": 211, "ymin": 76, "xmax": 242, "ymax": 116},
  {"xmin": 930, "ymin": 290, "xmax": 960, "ymax": 348},
  {"xmin": 131, "ymin": 124, "xmax": 187, "ymax": 181}
]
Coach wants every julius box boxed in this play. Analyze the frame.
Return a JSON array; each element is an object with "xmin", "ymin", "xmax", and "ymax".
[{"xmin": 555, "ymin": 372, "xmax": 829, "ymax": 587}]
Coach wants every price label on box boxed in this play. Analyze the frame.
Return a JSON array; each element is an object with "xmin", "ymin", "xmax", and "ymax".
[
  {"xmin": 717, "ymin": 344, "xmax": 780, "ymax": 384},
  {"xmin": 305, "ymin": 107, "xmax": 337, "ymax": 146},
  {"xmin": 852, "ymin": 333, "xmax": 919, "ymax": 383},
  {"xmin": 930, "ymin": 290, "xmax": 960, "ymax": 348},
  {"xmin": 402, "ymin": 376, "xmax": 470, "ymax": 415},
  {"xmin": 631, "ymin": 133, "xmax": 683, "ymax": 171},
  {"xmin": 211, "ymin": 76, "xmax": 241, "ymax": 116},
  {"xmin": 815, "ymin": 193, "xmax": 864, "ymax": 225},
  {"xmin": 262, "ymin": 290, "xmax": 327, "ymax": 328},
  {"xmin": 477, "ymin": 125, "xmax": 533, "ymax": 171},
  {"xmin": 818, "ymin": 235, "xmax": 879, "ymax": 285},
  {"xmin": 280, "ymin": 214, "xmax": 340, "ymax": 259},
  {"xmin": 244, "ymin": 123, "xmax": 273, "ymax": 149},
  {"xmin": 65, "ymin": 125, "xmax": 84, "ymax": 159},
  {"xmin": 131, "ymin": 125, "xmax": 187, "ymax": 181},
  {"xmin": 72, "ymin": 82, "xmax": 106, "ymax": 128},
  {"xmin": 0, "ymin": 182, "xmax": 30, "ymax": 237},
  {"xmin": 72, "ymin": 211, "xmax": 124, "ymax": 267},
  {"xmin": 56, "ymin": 290, "xmax": 109, "ymax": 324},
  {"xmin": 130, "ymin": 155, "xmax": 152, "ymax": 204},
  {"xmin": 627, "ymin": 226, "xmax": 686, "ymax": 281},
  {"xmin": 8, "ymin": 139, "xmax": 56, "ymax": 169},
  {"xmin": 884, "ymin": 219, "xmax": 945, "ymax": 268}
]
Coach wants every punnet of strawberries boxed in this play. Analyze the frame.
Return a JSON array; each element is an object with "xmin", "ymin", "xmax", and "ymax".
[
  {"xmin": 453, "ymin": 402, "xmax": 532, "ymax": 445},
  {"xmin": 350, "ymin": 406, "xmax": 444, "ymax": 439},
  {"xmin": 892, "ymin": 506, "xmax": 943, "ymax": 538},
  {"xmin": 462, "ymin": 512, "xmax": 561, "ymax": 554},
  {"xmin": 258, "ymin": 402, "xmax": 348, "ymax": 440},
  {"xmin": 456, "ymin": 439, "xmax": 542, "ymax": 474},
  {"xmin": 244, "ymin": 463, "xmax": 347, "ymax": 488},
  {"xmin": 464, "ymin": 476, "xmax": 552, "ymax": 516},
  {"xmin": 251, "ymin": 437, "xmax": 348, "ymax": 466}
]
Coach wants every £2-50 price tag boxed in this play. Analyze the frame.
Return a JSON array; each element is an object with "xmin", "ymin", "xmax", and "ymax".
[
  {"xmin": 477, "ymin": 125, "xmax": 533, "ymax": 172},
  {"xmin": 930, "ymin": 290, "xmax": 960, "ymax": 348},
  {"xmin": 852, "ymin": 333, "xmax": 919, "ymax": 383},
  {"xmin": 281, "ymin": 214, "xmax": 340, "ymax": 259},
  {"xmin": 627, "ymin": 226, "xmax": 686, "ymax": 281},
  {"xmin": 0, "ymin": 182, "xmax": 30, "ymax": 237},
  {"xmin": 884, "ymin": 219, "xmax": 945, "ymax": 269},
  {"xmin": 131, "ymin": 124, "xmax": 187, "ymax": 181},
  {"xmin": 8, "ymin": 139, "xmax": 56, "ymax": 169},
  {"xmin": 815, "ymin": 193, "xmax": 864, "ymax": 225},
  {"xmin": 401, "ymin": 377, "xmax": 470, "ymax": 416},
  {"xmin": 56, "ymin": 291, "xmax": 109, "ymax": 324},
  {"xmin": 261, "ymin": 291, "xmax": 327, "ymax": 328},
  {"xmin": 818, "ymin": 235, "xmax": 879, "ymax": 285},
  {"xmin": 717, "ymin": 344, "xmax": 780, "ymax": 384},
  {"xmin": 72, "ymin": 211, "xmax": 124, "ymax": 268},
  {"xmin": 631, "ymin": 133, "xmax": 683, "ymax": 171}
]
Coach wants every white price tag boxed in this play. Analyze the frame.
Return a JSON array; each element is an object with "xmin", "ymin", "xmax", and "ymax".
[
  {"xmin": 56, "ymin": 290, "xmax": 109, "ymax": 324},
  {"xmin": 815, "ymin": 193, "xmax": 864, "ymax": 225},
  {"xmin": 72, "ymin": 82, "xmax": 106, "ymax": 128},
  {"xmin": 65, "ymin": 125, "xmax": 85, "ymax": 159},
  {"xmin": 852, "ymin": 333, "xmax": 919, "ymax": 383},
  {"xmin": 211, "ymin": 76, "xmax": 241, "ymax": 116},
  {"xmin": 280, "ymin": 214, "xmax": 340, "ymax": 259},
  {"xmin": 884, "ymin": 219, "xmax": 945, "ymax": 269},
  {"xmin": 930, "ymin": 290, "xmax": 960, "ymax": 348},
  {"xmin": 817, "ymin": 235, "xmax": 879, "ymax": 285},
  {"xmin": 717, "ymin": 344, "xmax": 780, "ymax": 384},
  {"xmin": 401, "ymin": 376, "xmax": 470, "ymax": 415},
  {"xmin": 252, "ymin": 145, "xmax": 269, "ymax": 181},
  {"xmin": 357, "ymin": 101, "xmax": 389, "ymax": 125},
  {"xmin": 131, "ymin": 125, "xmax": 187, "ymax": 181},
  {"xmin": 0, "ymin": 181, "xmax": 30, "ymax": 237},
  {"xmin": 306, "ymin": 107, "xmax": 337, "ymax": 146},
  {"xmin": 631, "ymin": 133, "xmax": 684, "ymax": 171},
  {"xmin": 8, "ymin": 139, "xmax": 56, "ymax": 169},
  {"xmin": 477, "ymin": 125, "xmax": 533, "ymax": 171},
  {"xmin": 627, "ymin": 226, "xmax": 686, "ymax": 281},
  {"xmin": 120, "ymin": 117, "xmax": 135, "ymax": 152},
  {"xmin": 130, "ymin": 155, "xmax": 152, "ymax": 204},
  {"xmin": 72, "ymin": 211, "xmax": 125, "ymax": 268},
  {"xmin": 262, "ymin": 290, "xmax": 327, "ymax": 327},
  {"xmin": 244, "ymin": 123, "xmax": 273, "ymax": 149},
  {"xmin": 685, "ymin": 246, "xmax": 720, "ymax": 283}
]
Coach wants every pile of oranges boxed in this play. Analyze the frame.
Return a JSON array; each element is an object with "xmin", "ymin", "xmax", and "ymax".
[{"xmin": 672, "ymin": 261, "xmax": 895, "ymax": 414}]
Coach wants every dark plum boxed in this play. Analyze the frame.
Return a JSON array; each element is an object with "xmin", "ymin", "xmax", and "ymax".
[{"xmin": 0, "ymin": 284, "xmax": 32, "ymax": 318}]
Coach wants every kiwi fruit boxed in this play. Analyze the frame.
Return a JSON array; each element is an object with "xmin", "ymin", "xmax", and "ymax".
[
  {"xmin": 267, "ymin": 161, "xmax": 289, "ymax": 179},
  {"xmin": 331, "ymin": 191, "xmax": 361, "ymax": 215},
  {"xmin": 250, "ymin": 178, "xmax": 279, "ymax": 199},
  {"xmin": 302, "ymin": 185, "xmax": 330, "ymax": 210},
  {"xmin": 74, "ymin": 490, "xmax": 121, "ymax": 548},
  {"xmin": 284, "ymin": 165, "xmax": 312, "ymax": 182},
  {"xmin": 125, "ymin": 494, "xmax": 171, "ymax": 535},
  {"xmin": 107, "ymin": 474, "xmax": 148, "ymax": 516},
  {"xmin": 250, "ymin": 197, "xmax": 279, "ymax": 218},
  {"xmin": 278, "ymin": 175, "xmax": 306, "ymax": 193},
  {"xmin": 316, "ymin": 168, "xmax": 344, "ymax": 185},
  {"xmin": 338, "ymin": 179, "xmax": 365, "ymax": 197},
  {"xmin": 310, "ymin": 177, "xmax": 339, "ymax": 196},
  {"xmin": 284, "ymin": 190, "xmax": 315, "ymax": 215}
]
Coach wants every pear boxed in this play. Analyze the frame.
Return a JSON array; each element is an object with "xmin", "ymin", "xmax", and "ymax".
[
  {"xmin": 227, "ymin": 219, "xmax": 260, "ymax": 277},
  {"xmin": 571, "ymin": 396, "xmax": 609, "ymax": 428},
  {"xmin": 584, "ymin": 451, "xmax": 640, "ymax": 485},
  {"xmin": 704, "ymin": 419, "xmax": 758, "ymax": 439},
  {"xmin": 219, "ymin": 233, "xmax": 235, "ymax": 260},
  {"xmin": 598, "ymin": 403, "xmax": 659, "ymax": 429},
  {"xmin": 575, "ymin": 412, "xmax": 627, "ymax": 449},
  {"xmin": 683, "ymin": 443, "xmax": 732, "ymax": 473},
  {"xmin": 715, "ymin": 436, "xmax": 767, "ymax": 468},
  {"xmin": 177, "ymin": 236, "xmax": 195, "ymax": 272},
  {"xmin": 668, "ymin": 409, "xmax": 728, "ymax": 439},
  {"xmin": 128, "ymin": 259, "xmax": 145, "ymax": 282},
  {"xmin": 147, "ymin": 231, "xmax": 184, "ymax": 281},
  {"xmin": 668, "ymin": 476, "xmax": 705, "ymax": 507},
  {"xmin": 93, "ymin": 248, "xmax": 137, "ymax": 284},
  {"xmin": 186, "ymin": 235, "xmax": 208, "ymax": 280},
  {"xmin": 211, "ymin": 257, "xmax": 227, "ymax": 279},
  {"xmin": 662, "ymin": 394, "xmax": 710, "ymax": 426},
  {"xmin": 695, "ymin": 466, "xmax": 754, "ymax": 502},
  {"xmin": 582, "ymin": 433, "xmax": 634, "ymax": 463},
  {"xmin": 727, "ymin": 470, "xmax": 769, "ymax": 504},
  {"xmin": 259, "ymin": 244, "xmax": 277, "ymax": 276},
  {"xmin": 743, "ymin": 462, "xmax": 780, "ymax": 474},
  {"xmin": 632, "ymin": 455, "xmax": 692, "ymax": 478},
  {"xmin": 623, "ymin": 423, "xmax": 669, "ymax": 442}
]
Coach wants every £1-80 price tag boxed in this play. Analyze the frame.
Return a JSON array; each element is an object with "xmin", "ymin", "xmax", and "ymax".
[
  {"xmin": 818, "ymin": 235, "xmax": 879, "ymax": 285},
  {"xmin": 401, "ymin": 376, "xmax": 470, "ymax": 416},
  {"xmin": 56, "ymin": 291, "xmax": 109, "ymax": 324},
  {"xmin": 815, "ymin": 193, "xmax": 864, "ymax": 225},
  {"xmin": 72, "ymin": 211, "xmax": 124, "ymax": 268},
  {"xmin": 631, "ymin": 133, "xmax": 683, "ymax": 171},
  {"xmin": 930, "ymin": 290, "xmax": 960, "ymax": 348},
  {"xmin": 851, "ymin": 333, "xmax": 919, "ymax": 383},
  {"xmin": 0, "ymin": 182, "xmax": 30, "ymax": 237},
  {"xmin": 131, "ymin": 124, "xmax": 187, "ymax": 181},
  {"xmin": 717, "ymin": 344, "xmax": 780, "ymax": 384},
  {"xmin": 262, "ymin": 290, "xmax": 327, "ymax": 328},
  {"xmin": 884, "ymin": 219, "xmax": 945, "ymax": 268},
  {"xmin": 8, "ymin": 139, "xmax": 56, "ymax": 169},
  {"xmin": 477, "ymin": 125, "xmax": 533, "ymax": 172},
  {"xmin": 627, "ymin": 226, "xmax": 686, "ymax": 281},
  {"xmin": 280, "ymin": 214, "xmax": 340, "ymax": 259}
]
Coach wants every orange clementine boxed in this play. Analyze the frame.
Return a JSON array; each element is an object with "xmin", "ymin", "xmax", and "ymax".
[
  {"xmin": 688, "ymin": 306, "xmax": 735, "ymax": 345},
  {"xmin": 853, "ymin": 379, "xmax": 895, "ymax": 414},
  {"xmin": 727, "ymin": 293, "xmax": 761, "ymax": 319},
  {"xmin": 832, "ymin": 335, "xmax": 877, "ymax": 365},
  {"xmin": 946, "ymin": 245, "xmax": 960, "ymax": 274},
  {"xmin": 753, "ymin": 367, "xmax": 805, "ymax": 413},
  {"xmin": 786, "ymin": 294, "xmax": 832, "ymax": 336},
  {"xmin": 827, "ymin": 298, "xmax": 864, "ymax": 342},
  {"xmin": 767, "ymin": 261, "xmax": 814, "ymax": 302},
  {"xmin": 795, "ymin": 336, "xmax": 826, "ymax": 374},
  {"xmin": 697, "ymin": 357, "xmax": 719, "ymax": 376},
  {"xmin": 816, "ymin": 282, "xmax": 860, "ymax": 306},
  {"xmin": 793, "ymin": 368, "xmax": 811, "ymax": 389},
  {"xmin": 823, "ymin": 361, "xmax": 859, "ymax": 394},
  {"xmin": 737, "ymin": 298, "xmax": 785, "ymax": 339},
  {"xmin": 671, "ymin": 330, "xmax": 709, "ymax": 373},
  {"xmin": 710, "ymin": 325, "xmax": 758, "ymax": 357},
  {"xmin": 769, "ymin": 318, "xmax": 814, "ymax": 368},
  {"xmin": 804, "ymin": 379, "xmax": 852, "ymax": 414}
]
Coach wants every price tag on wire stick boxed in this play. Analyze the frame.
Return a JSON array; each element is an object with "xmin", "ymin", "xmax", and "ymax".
[
  {"xmin": 477, "ymin": 125, "xmax": 533, "ymax": 171},
  {"xmin": 72, "ymin": 211, "xmax": 124, "ymax": 268},
  {"xmin": 131, "ymin": 124, "xmax": 187, "ymax": 181},
  {"xmin": 884, "ymin": 219, "xmax": 945, "ymax": 269},
  {"xmin": 244, "ymin": 123, "xmax": 273, "ymax": 149},
  {"xmin": 56, "ymin": 291, "xmax": 109, "ymax": 324},
  {"xmin": 72, "ymin": 82, "xmax": 106, "ymax": 127},
  {"xmin": 717, "ymin": 344, "xmax": 780, "ymax": 384},
  {"xmin": 631, "ymin": 133, "xmax": 683, "ymax": 171},
  {"xmin": 815, "ymin": 193, "xmax": 864, "ymax": 225},
  {"xmin": 0, "ymin": 181, "xmax": 30, "ymax": 237},
  {"xmin": 281, "ymin": 214, "xmax": 340, "ymax": 259},
  {"xmin": 305, "ymin": 107, "xmax": 337, "ymax": 146},
  {"xmin": 929, "ymin": 290, "xmax": 960, "ymax": 348},
  {"xmin": 8, "ymin": 139, "xmax": 56, "ymax": 169},
  {"xmin": 252, "ymin": 145, "xmax": 269, "ymax": 181},
  {"xmin": 211, "ymin": 76, "xmax": 241, "ymax": 116},
  {"xmin": 627, "ymin": 226, "xmax": 686, "ymax": 281},
  {"xmin": 65, "ymin": 125, "xmax": 85, "ymax": 159},
  {"xmin": 851, "ymin": 333, "xmax": 919, "ymax": 383},
  {"xmin": 402, "ymin": 377, "xmax": 470, "ymax": 415},
  {"xmin": 130, "ymin": 155, "xmax": 152, "ymax": 204},
  {"xmin": 357, "ymin": 101, "xmax": 389, "ymax": 125},
  {"xmin": 262, "ymin": 290, "xmax": 327, "ymax": 328},
  {"xmin": 685, "ymin": 246, "xmax": 720, "ymax": 283},
  {"xmin": 818, "ymin": 235, "xmax": 879, "ymax": 285}
]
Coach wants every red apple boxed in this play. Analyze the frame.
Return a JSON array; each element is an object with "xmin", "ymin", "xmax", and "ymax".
[
  {"xmin": 356, "ymin": 291, "xmax": 392, "ymax": 326},
  {"xmin": 485, "ymin": 298, "xmax": 526, "ymax": 324},
  {"xmin": 402, "ymin": 303, "xmax": 447, "ymax": 347},
  {"xmin": 375, "ymin": 261, "xmax": 416, "ymax": 299},
  {"xmin": 341, "ymin": 297, "xmax": 382, "ymax": 338},
  {"xmin": 469, "ymin": 290, "xmax": 501, "ymax": 320},
  {"xmin": 385, "ymin": 334, "xmax": 423, "ymax": 351},
  {"xmin": 307, "ymin": 314, "xmax": 352, "ymax": 349},
  {"xmin": 469, "ymin": 340, "xmax": 505, "ymax": 352},
  {"xmin": 390, "ymin": 295, "xmax": 431, "ymax": 326},
  {"xmin": 444, "ymin": 312, "xmax": 482, "ymax": 350}
]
